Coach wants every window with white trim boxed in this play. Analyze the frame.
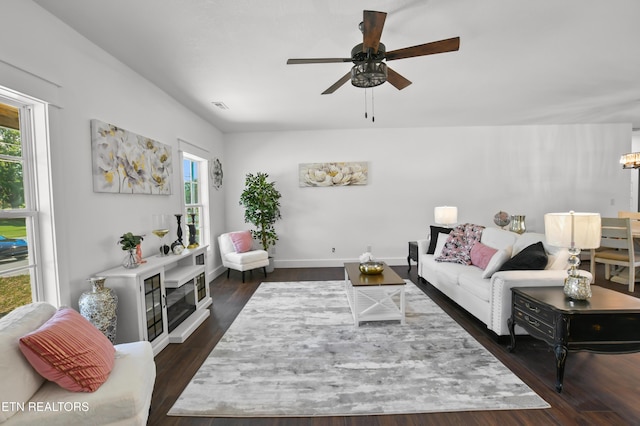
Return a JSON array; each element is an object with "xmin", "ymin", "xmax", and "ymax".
[
  {"xmin": 182, "ymin": 152, "xmax": 209, "ymax": 249},
  {"xmin": 0, "ymin": 94, "xmax": 49, "ymax": 316}
]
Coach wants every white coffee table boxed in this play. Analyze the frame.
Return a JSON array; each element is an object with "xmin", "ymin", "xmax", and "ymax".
[{"xmin": 344, "ymin": 262, "xmax": 406, "ymax": 327}]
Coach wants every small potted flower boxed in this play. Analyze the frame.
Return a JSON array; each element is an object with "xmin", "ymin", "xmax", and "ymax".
[{"xmin": 118, "ymin": 232, "xmax": 144, "ymax": 269}]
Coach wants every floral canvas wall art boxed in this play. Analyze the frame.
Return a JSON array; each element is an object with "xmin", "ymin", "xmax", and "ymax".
[
  {"xmin": 91, "ymin": 119, "xmax": 172, "ymax": 194},
  {"xmin": 299, "ymin": 162, "xmax": 368, "ymax": 187}
]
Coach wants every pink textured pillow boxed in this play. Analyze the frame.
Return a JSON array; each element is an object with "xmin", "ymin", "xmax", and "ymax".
[
  {"xmin": 230, "ymin": 231, "xmax": 253, "ymax": 253},
  {"xmin": 470, "ymin": 242, "xmax": 498, "ymax": 270},
  {"xmin": 19, "ymin": 308, "xmax": 115, "ymax": 392}
]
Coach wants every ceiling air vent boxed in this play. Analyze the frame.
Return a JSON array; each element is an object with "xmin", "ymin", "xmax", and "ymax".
[{"xmin": 212, "ymin": 101, "xmax": 229, "ymax": 110}]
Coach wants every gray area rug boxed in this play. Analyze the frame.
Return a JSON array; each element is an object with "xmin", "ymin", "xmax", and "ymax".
[{"xmin": 169, "ymin": 280, "xmax": 549, "ymax": 417}]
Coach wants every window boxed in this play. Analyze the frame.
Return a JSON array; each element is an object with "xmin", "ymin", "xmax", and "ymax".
[
  {"xmin": 0, "ymin": 85, "xmax": 56, "ymax": 316},
  {"xmin": 182, "ymin": 152, "xmax": 209, "ymax": 249},
  {"xmin": 0, "ymin": 99, "xmax": 42, "ymax": 316}
]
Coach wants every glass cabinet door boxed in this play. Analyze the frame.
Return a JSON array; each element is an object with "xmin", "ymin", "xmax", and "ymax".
[
  {"xmin": 144, "ymin": 273, "xmax": 164, "ymax": 342},
  {"xmin": 195, "ymin": 272, "xmax": 206, "ymax": 303}
]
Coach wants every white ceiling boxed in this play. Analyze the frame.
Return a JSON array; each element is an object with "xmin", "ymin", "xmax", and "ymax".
[{"xmin": 34, "ymin": 0, "xmax": 640, "ymax": 134}]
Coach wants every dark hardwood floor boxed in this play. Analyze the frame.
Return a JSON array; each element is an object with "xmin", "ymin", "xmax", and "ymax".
[{"xmin": 149, "ymin": 263, "xmax": 640, "ymax": 425}]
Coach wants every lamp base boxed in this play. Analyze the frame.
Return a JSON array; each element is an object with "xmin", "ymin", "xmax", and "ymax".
[{"xmin": 564, "ymin": 275, "xmax": 592, "ymax": 300}]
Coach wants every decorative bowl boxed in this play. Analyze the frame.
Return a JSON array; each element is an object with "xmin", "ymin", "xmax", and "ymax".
[{"xmin": 359, "ymin": 261, "xmax": 384, "ymax": 275}]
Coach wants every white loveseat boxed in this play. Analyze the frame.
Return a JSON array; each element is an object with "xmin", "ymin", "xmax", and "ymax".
[
  {"xmin": 418, "ymin": 226, "xmax": 592, "ymax": 336},
  {"xmin": 0, "ymin": 302, "xmax": 155, "ymax": 425}
]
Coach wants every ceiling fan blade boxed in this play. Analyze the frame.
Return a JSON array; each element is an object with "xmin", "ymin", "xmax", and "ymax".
[
  {"xmin": 287, "ymin": 58, "xmax": 352, "ymax": 65},
  {"xmin": 385, "ymin": 37, "xmax": 460, "ymax": 61},
  {"xmin": 362, "ymin": 10, "xmax": 387, "ymax": 54},
  {"xmin": 386, "ymin": 67, "xmax": 412, "ymax": 90},
  {"xmin": 322, "ymin": 72, "xmax": 351, "ymax": 95}
]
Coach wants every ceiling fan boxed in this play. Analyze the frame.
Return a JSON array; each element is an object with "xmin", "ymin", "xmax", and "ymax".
[{"xmin": 287, "ymin": 10, "xmax": 460, "ymax": 95}]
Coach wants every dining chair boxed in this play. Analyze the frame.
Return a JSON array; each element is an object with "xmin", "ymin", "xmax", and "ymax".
[
  {"xmin": 590, "ymin": 217, "xmax": 640, "ymax": 292},
  {"xmin": 618, "ymin": 211, "xmax": 640, "ymax": 238}
]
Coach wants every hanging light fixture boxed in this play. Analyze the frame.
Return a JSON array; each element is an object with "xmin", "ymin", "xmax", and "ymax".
[
  {"xmin": 620, "ymin": 152, "xmax": 640, "ymax": 169},
  {"xmin": 620, "ymin": 152, "xmax": 640, "ymax": 211}
]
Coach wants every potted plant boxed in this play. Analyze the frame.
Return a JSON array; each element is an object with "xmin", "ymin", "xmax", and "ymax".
[
  {"xmin": 118, "ymin": 232, "xmax": 144, "ymax": 268},
  {"xmin": 239, "ymin": 172, "xmax": 282, "ymax": 272}
]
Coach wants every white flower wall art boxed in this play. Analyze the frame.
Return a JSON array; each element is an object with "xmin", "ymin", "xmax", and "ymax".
[
  {"xmin": 91, "ymin": 119, "xmax": 172, "ymax": 195},
  {"xmin": 299, "ymin": 162, "xmax": 368, "ymax": 187}
]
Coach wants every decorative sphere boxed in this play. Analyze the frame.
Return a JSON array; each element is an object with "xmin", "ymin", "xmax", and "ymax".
[
  {"xmin": 494, "ymin": 211, "xmax": 511, "ymax": 227},
  {"xmin": 172, "ymin": 244, "xmax": 184, "ymax": 255}
]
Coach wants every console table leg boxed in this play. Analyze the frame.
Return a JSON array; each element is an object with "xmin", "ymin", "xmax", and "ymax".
[
  {"xmin": 554, "ymin": 344, "xmax": 568, "ymax": 393},
  {"xmin": 507, "ymin": 316, "xmax": 516, "ymax": 352}
]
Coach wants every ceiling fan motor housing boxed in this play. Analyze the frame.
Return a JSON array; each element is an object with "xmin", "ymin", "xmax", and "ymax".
[
  {"xmin": 351, "ymin": 43, "xmax": 386, "ymax": 62},
  {"xmin": 351, "ymin": 62, "xmax": 387, "ymax": 88},
  {"xmin": 350, "ymin": 42, "xmax": 387, "ymax": 88}
]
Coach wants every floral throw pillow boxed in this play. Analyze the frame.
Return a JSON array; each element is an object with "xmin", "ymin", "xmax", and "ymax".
[{"xmin": 435, "ymin": 223, "xmax": 486, "ymax": 265}]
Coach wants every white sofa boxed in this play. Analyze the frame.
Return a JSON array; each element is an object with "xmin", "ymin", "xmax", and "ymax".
[
  {"xmin": 0, "ymin": 302, "xmax": 155, "ymax": 425},
  {"xmin": 418, "ymin": 226, "xmax": 592, "ymax": 336}
]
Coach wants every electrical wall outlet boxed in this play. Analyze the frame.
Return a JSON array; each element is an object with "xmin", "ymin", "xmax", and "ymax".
[
  {"xmin": 367, "ymin": 245, "xmax": 372, "ymax": 252},
  {"xmin": 332, "ymin": 247, "xmax": 335, "ymax": 253}
]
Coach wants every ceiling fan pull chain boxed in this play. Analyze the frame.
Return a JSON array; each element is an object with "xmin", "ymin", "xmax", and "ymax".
[
  {"xmin": 371, "ymin": 88, "xmax": 375, "ymax": 122},
  {"xmin": 364, "ymin": 89, "xmax": 368, "ymax": 119}
]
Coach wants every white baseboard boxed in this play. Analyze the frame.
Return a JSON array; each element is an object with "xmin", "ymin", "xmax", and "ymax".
[
  {"xmin": 274, "ymin": 257, "xmax": 407, "ymax": 269},
  {"xmin": 208, "ymin": 258, "xmax": 408, "ymax": 281}
]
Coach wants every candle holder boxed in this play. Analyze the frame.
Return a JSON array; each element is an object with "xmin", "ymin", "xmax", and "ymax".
[{"xmin": 187, "ymin": 213, "xmax": 199, "ymax": 249}]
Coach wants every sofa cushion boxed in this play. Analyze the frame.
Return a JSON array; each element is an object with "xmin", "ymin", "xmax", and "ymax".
[
  {"xmin": 428, "ymin": 258, "xmax": 471, "ymax": 286},
  {"xmin": 225, "ymin": 249, "xmax": 269, "ymax": 264},
  {"xmin": 482, "ymin": 246, "xmax": 512, "ymax": 279},
  {"xmin": 458, "ymin": 269, "xmax": 492, "ymax": 302},
  {"xmin": 19, "ymin": 307, "xmax": 115, "ymax": 392},
  {"xmin": 0, "ymin": 302, "xmax": 57, "ymax": 422},
  {"xmin": 512, "ymin": 232, "xmax": 546, "ymax": 257},
  {"xmin": 499, "ymin": 241, "xmax": 548, "ymax": 272},
  {"xmin": 427, "ymin": 226, "xmax": 452, "ymax": 254},
  {"xmin": 480, "ymin": 227, "xmax": 518, "ymax": 251},
  {"xmin": 10, "ymin": 341, "xmax": 156, "ymax": 426},
  {"xmin": 229, "ymin": 230, "xmax": 253, "ymax": 253},
  {"xmin": 546, "ymin": 247, "xmax": 570, "ymax": 270},
  {"xmin": 218, "ymin": 233, "xmax": 235, "ymax": 255},
  {"xmin": 434, "ymin": 235, "xmax": 448, "ymax": 257},
  {"xmin": 470, "ymin": 242, "xmax": 498, "ymax": 270},
  {"xmin": 436, "ymin": 223, "xmax": 485, "ymax": 265}
]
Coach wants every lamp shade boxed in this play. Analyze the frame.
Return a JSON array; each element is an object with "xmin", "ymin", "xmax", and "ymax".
[
  {"xmin": 544, "ymin": 212, "xmax": 601, "ymax": 249},
  {"xmin": 434, "ymin": 206, "xmax": 458, "ymax": 226}
]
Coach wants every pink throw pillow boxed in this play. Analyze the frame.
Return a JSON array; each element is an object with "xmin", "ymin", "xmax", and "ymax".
[
  {"xmin": 470, "ymin": 242, "xmax": 498, "ymax": 270},
  {"xmin": 230, "ymin": 231, "xmax": 253, "ymax": 253},
  {"xmin": 19, "ymin": 308, "xmax": 115, "ymax": 392}
]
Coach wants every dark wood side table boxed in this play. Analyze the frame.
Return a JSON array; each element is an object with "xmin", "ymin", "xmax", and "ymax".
[
  {"xmin": 508, "ymin": 286, "xmax": 640, "ymax": 393},
  {"xmin": 408, "ymin": 241, "xmax": 418, "ymax": 272}
]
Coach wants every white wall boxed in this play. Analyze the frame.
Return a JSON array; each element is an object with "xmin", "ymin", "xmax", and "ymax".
[
  {"xmin": 1, "ymin": 1, "xmax": 634, "ymax": 308},
  {"xmin": 1, "ymin": 1, "xmax": 225, "ymax": 307},
  {"xmin": 225, "ymin": 124, "xmax": 631, "ymax": 267},
  {"xmin": 630, "ymin": 130, "xmax": 640, "ymax": 210}
]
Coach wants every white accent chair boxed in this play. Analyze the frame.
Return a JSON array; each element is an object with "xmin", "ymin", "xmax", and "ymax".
[{"xmin": 218, "ymin": 231, "xmax": 269, "ymax": 282}]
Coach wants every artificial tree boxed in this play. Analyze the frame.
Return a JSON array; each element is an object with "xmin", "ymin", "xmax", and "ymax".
[{"xmin": 239, "ymin": 172, "xmax": 282, "ymax": 252}]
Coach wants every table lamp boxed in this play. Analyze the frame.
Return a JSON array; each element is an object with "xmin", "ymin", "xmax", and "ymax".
[
  {"xmin": 544, "ymin": 211, "xmax": 601, "ymax": 300},
  {"xmin": 434, "ymin": 206, "xmax": 458, "ymax": 227}
]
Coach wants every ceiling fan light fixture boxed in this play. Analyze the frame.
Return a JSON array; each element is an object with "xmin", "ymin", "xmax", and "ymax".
[{"xmin": 351, "ymin": 62, "xmax": 387, "ymax": 88}]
